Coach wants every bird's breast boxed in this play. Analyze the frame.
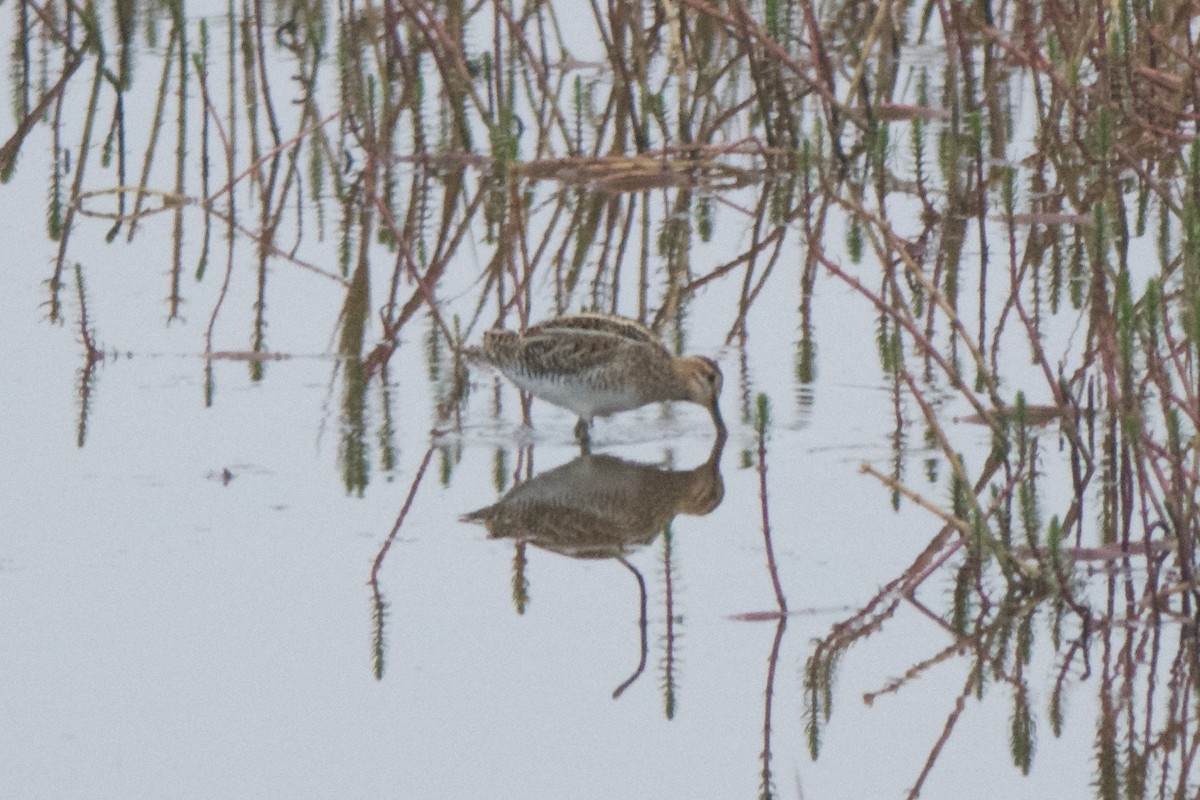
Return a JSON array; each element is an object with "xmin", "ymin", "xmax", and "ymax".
[{"xmin": 504, "ymin": 368, "xmax": 648, "ymax": 418}]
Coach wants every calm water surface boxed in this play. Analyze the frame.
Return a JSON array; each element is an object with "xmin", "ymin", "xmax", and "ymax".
[{"xmin": 1, "ymin": 1, "xmax": 1196, "ymax": 798}]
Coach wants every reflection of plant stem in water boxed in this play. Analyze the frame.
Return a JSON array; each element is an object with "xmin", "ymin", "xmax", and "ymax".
[
  {"xmin": 755, "ymin": 394, "xmax": 786, "ymax": 615},
  {"xmin": 16, "ymin": 1, "xmax": 1200, "ymax": 794},
  {"xmin": 659, "ymin": 525, "xmax": 676, "ymax": 718},
  {"xmin": 889, "ymin": 363, "xmax": 905, "ymax": 511},
  {"xmin": 759, "ymin": 612, "xmax": 786, "ymax": 800},
  {"xmin": 845, "ymin": 585, "xmax": 1044, "ymax": 797},
  {"xmin": 125, "ymin": 25, "xmax": 178, "ymax": 243},
  {"xmin": 509, "ymin": 445, "xmax": 532, "ymax": 614},
  {"xmin": 376, "ymin": 366, "xmax": 399, "ymax": 474},
  {"xmin": 169, "ymin": 10, "xmax": 189, "ymax": 320},
  {"xmin": 825, "ymin": 195, "xmax": 1000, "ymax": 402},
  {"xmin": 805, "ymin": 458, "xmax": 994, "ymax": 761},
  {"xmin": 728, "ymin": 183, "xmax": 788, "ymax": 340},
  {"xmin": 736, "ymin": 329, "xmax": 752, "ymax": 427},
  {"xmin": 796, "ymin": 195, "xmax": 818, "ymax": 420},
  {"xmin": 511, "ymin": 540, "xmax": 528, "ymax": 615},
  {"xmin": 905, "ymin": 661, "xmax": 980, "ymax": 800},
  {"xmin": 362, "ymin": 181, "xmax": 488, "ymax": 381},
  {"xmin": 369, "ymin": 444, "xmax": 435, "ymax": 681},
  {"xmin": 466, "ymin": 439, "xmax": 724, "ymax": 699},
  {"xmin": 50, "ymin": 62, "xmax": 104, "ymax": 324},
  {"xmin": 752, "ymin": 393, "xmax": 786, "ymax": 799},
  {"xmin": 73, "ymin": 264, "xmax": 104, "ymax": 448},
  {"xmin": 198, "ymin": 46, "xmax": 238, "ymax": 407},
  {"xmin": 0, "ymin": 53, "xmax": 83, "ymax": 184},
  {"xmin": 338, "ymin": 261, "xmax": 371, "ymax": 495},
  {"xmin": 194, "ymin": 22, "xmax": 212, "ymax": 280}
]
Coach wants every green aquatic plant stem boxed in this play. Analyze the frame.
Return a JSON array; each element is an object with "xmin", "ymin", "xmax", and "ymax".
[
  {"xmin": 825, "ymin": 191, "xmax": 1002, "ymax": 405},
  {"xmin": 754, "ymin": 393, "xmax": 787, "ymax": 616},
  {"xmin": 49, "ymin": 60, "xmax": 104, "ymax": 323}
]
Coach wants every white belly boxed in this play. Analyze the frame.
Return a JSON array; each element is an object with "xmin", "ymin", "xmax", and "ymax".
[{"xmin": 505, "ymin": 370, "xmax": 643, "ymax": 419}]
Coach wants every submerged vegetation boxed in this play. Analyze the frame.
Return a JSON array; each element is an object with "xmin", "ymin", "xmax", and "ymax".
[{"xmin": 8, "ymin": 0, "xmax": 1200, "ymax": 795}]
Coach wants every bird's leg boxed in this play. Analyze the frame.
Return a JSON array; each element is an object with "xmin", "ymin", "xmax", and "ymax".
[
  {"xmin": 520, "ymin": 390, "xmax": 533, "ymax": 428},
  {"xmin": 574, "ymin": 417, "xmax": 591, "ymax": 446}
]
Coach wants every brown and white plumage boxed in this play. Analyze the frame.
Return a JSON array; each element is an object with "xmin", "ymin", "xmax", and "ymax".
[
  {"xmin": 463, "ymin": 313, "xmax": 724, "ymax": 443},
  {"xmin": 461, "ymin": 436, "xmax": 725, "ymax": 559}
]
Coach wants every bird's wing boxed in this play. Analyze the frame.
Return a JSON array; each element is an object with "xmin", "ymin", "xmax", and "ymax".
[
  {"xmin": 532, "ymin": 313, "xmax": 661, "ymax": 345},
  {"xmin": 517, "ymin": 327, "xmax": 667, "ymax": 375}
]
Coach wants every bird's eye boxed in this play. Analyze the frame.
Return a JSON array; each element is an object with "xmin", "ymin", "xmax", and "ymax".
[{"xmin": 706, "ymin": 371, "xmax": 718, "ymax": 384}]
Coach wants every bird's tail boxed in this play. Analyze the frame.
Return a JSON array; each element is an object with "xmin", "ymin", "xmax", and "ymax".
[
  {"xmin": 458, "ymin": 344, "xmax": 486, "ymax": 363},
  {"xmin": 460, "ymin": 329, "xmax": 522, "ymax": 367},
  {"xmin": 459, "ymin": 504, "xmax": 497, "ymax": 525}
]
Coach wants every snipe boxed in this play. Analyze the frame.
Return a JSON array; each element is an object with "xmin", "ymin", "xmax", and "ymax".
[
  {"xmin": 461, "ymin": 433, "xmax": 725, "ymax": 559},
  {"xmin": 463, "ymin": 313, "xmax": 724, "ymax": 444}
]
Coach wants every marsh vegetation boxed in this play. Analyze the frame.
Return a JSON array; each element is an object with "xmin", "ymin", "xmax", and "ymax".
[{"xmin": 6, "ymin": 0, "xmax": 1200, "ymax": 797}]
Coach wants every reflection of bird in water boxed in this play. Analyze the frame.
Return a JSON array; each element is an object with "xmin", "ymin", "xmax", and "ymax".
[
  {"xmin": 462, "ymin": 313, "xmax": 724, "ymax": 445},
  {"xmin": 461, "ymin": 434, "xmax": 725, "ymax": 558},
  {"xmin": 463, "ymin": 436, "xmax": 724, "ymax": 701}
]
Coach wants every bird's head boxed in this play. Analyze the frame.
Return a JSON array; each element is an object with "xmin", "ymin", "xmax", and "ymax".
[{"xmin": 678, "ymin": 355, "xmax": 725, "ymax": 434}]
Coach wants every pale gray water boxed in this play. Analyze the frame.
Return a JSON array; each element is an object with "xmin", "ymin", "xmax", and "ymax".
[{"xmin": 0, "ymin": 1, "xmax": 1190, "ymax": 798}]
